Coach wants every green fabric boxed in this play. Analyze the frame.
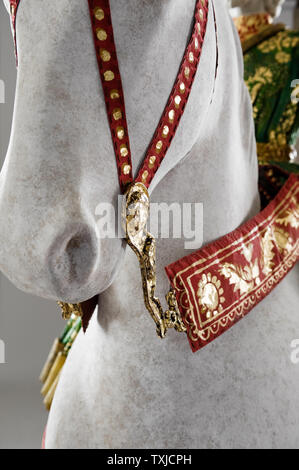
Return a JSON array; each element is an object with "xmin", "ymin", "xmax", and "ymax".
[
  {"xmin": 270, "ymin": 161, "xmax": 299, "ymax": 174},
  {"xmin": 244, "ymin": 29, "xmax": 299, "ymax": 146}
]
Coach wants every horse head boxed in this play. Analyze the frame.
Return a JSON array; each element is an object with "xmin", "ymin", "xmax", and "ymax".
[{"xmin": 0, "ymin": 0, "xmax": 221, "ymax": 303}]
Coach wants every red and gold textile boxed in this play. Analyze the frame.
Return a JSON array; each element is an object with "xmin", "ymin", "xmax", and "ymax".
[
  {"xmin": 166, "ymin": 175, "xmax": 299, "ymax": 352},
  {"xmin": 233, "ymin": 13, "xmax": 272, "ymax": 43}
]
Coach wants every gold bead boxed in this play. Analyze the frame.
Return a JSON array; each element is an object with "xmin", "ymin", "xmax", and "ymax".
[
  {"xmin": 162, "ymin": 126, "xmax": 169, "ymax": 138},
  {"xmin": 180, "ymin": 82, "xmax": 186, "ymax": 94},
  {"xmin": 174, "ymin": 95, "xmax": 181, "ymax": 108},
  {"xmin": 94, "ymin": 7, "xmax": 105, "ymax": 21},
  {"xmin": 169, "ymin": 109, "xmax": 175, "ymax": 123},
  {"xmin": 100, "ymin": 49, "xmax": 111, "ymax": 62},
  {"xmin": 156, "ymin": 141, "xmax": 163, "ymax": 153},
  {"xmin": 113, "ymin": 108, "xmax": 122, "ymax": 120},
  {"xmin": 122, "ymin": 164, "xmax": 131, "ymax": 175},
  {"xmin": 96, "ymin": 28, "xmax": 107, "ymax": 41},
  {"xmin": 189, "ymin": 52, "xmax": 194, "ymax": 63},
  {"xmin": 104, "ymin": 70, "xmax": 115, "ymax": 82},
  {"xmin": 116, "ymin": 126, "xmax": 125, "ymax": 140},
  {"xmin": 184, "ymin": 66, "xmax": 190, "ymax": 78},
  {"xmin": 110, "ymin": 89, "xmax": 120, "ymax": 100},
  {"xmin": 142, "ymin": 170, "xmax": 149, "ymax": 182},
  {"xmin": 148, "ymin": 156, "xmax": 156, "ymax": 169},
  {"xmin": 120, "ymin": 144, "xmax": 129, "ymax": 157}
]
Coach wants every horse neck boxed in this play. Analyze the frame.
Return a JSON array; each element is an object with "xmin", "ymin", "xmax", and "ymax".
[{"xmin": 98, "ymin": 1, "xmax": 261, "ymax": 333}]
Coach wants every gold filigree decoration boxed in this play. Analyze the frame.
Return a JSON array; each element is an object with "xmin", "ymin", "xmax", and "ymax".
[
  {"xmin": 257, "ymin": 143, "xmax": 297, "ymax": 163},
  {"xmin": 124, "ymin": 183, "xmax": 186, "ymax": 338},
  {"xmin": 219, "ymin": 244, "xmax": 261, "ymax": 295},
  {"xmin": 244, "ymin": 30, "xmax": 299, "ymax": 163},
  {"xmin": 196, "ymin": 273, "xmax": 225, "ymax": 320},
  {"xmin": 185, "ymin": 241, "xmax": 299, "ymax": 345},
  {"xmin": 276, "ymin": 205, "xmax": 299, "ymax": 229},
  {"xmin": 264, "ymin": 98, "xmax": 299, "ymax": 163},
  {"xmin": 246, "ymin": 67, "xmax": 273, "ymax": 106},
  {"xmin": 233, "ymin": 13, "xmax": 272, "ymax": 43},
  {"xmin": 275, "ymin": 51, "xmax": 291, "ymax": 63},
  {"xmin": 57, "ymin": 302, "xmax": 83, "ymax": 320},
  {"xmin": 261, "ymin": 226, "xmax": 276, "ymax": 275},
  {"xmin": 168, "ymin": 180, "xmax": 299, "ymax": 347},
  {"xmin": 260, "ymin": 222, "xmax": 295, "ymax": 276},
  {"xmin": 273, "ymin": 227, "xmax": 294, "ymax": 253},
  {"xmin": 258, "ymin": 31, "xmax": 299, "ymax": 55}
]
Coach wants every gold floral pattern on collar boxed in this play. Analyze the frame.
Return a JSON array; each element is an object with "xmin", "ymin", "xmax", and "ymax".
[{"xmin": 166, "ymin": 176, "xmax": 299, "ymax": 352}]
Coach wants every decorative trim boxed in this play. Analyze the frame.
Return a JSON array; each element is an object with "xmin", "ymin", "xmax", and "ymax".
[
  {"xmin": 233, "ymin": 13, "xmax": 273, "ymax": 43},
  {"xmin": 135, "ymin": 0, "xmax": 210, "ymax": 190},
  {"xmin": 257, "ymin": 142, "xmax": 297, "ymax": 164},
  {"xmin": 87, "ymin": 0, "xmax": 210, "ymax": 192},
  {"xmin": 165, "ymin": 175, "xmax": 299, "ymax": 352},
  {"xmin": 242, "ymin": 24, "xmax": 286, "ymax": 53},
  {"xmin": 9, "ymin": 0, "xmax": 21, "ymax": 64}
]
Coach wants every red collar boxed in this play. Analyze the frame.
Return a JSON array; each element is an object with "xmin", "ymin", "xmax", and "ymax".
[{"xmin": 9, "ymin": 0, "xmax": 21, "ymax": 63}]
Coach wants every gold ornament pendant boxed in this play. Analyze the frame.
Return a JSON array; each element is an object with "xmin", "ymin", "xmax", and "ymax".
[
  {"xmin": 124, "ymin": 183, "xmax": 186, "ymax": 338},
  {"xmin": 56, "ymin": 183, "xmax": 186, "ymax": 340},
  {"xmin": 57, "ymin": 302, "xmax": 83, "ymax": 321}
]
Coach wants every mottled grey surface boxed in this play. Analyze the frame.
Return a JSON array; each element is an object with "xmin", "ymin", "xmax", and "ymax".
[
  {"xmin": 0, "ymin": 0, "xmax": 65, "ymax": 450},
  {"xmin": 0, "ymin": 0, "xmax": 298, "ymax": 449}
]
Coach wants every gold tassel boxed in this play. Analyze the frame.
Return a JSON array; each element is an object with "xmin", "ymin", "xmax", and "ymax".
[
  {"xmin": 41, "ymin": 352, "xmax": 66, "ymax": 397},
  {"xmin": 39, "ymin": 338, "xmax": 64, "ymax": 384},
  {"xmin": 40, "ymin": 305, "xmax": 83, "ymax": 410},
  {"xmin": 43, "ymin": 371, "xmax": 61, "ymax": 411}
]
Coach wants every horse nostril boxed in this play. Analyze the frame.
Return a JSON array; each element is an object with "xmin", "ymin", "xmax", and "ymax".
[
  {"xmin": 48, "ymin": 223, "xmax": 98, "ymax": 299},
  {"xmin": 65, "ymin": 231, "xmax": 93, "ymax": 277}
]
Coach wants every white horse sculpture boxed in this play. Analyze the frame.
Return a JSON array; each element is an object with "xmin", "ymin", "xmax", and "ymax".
[{"xmin": 1, "ymin": 0, "xmax": 299, "ymax": 449}]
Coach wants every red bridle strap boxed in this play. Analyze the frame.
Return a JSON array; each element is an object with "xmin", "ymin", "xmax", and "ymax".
[
  {"xmin": 87, "ymin": 0, "xmax": 209, "ymax": 193},
  {"xmin": 9, "ymin": 0, "xmax": 21, "ymax": 63},
  {"xmin": 11, "ymin": 0, "xmax": 209, "ymax": 191}
]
